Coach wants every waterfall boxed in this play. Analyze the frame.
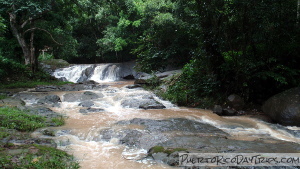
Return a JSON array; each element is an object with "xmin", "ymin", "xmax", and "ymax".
[
  {"xmin": 90, "ymin": 64, "xmax": 120, "ymax": 82},
  {"xmin": 53, "ymin": 62, "xmax": 136, "ymax": 83},
  {"xmin": 53, "ymin": 65, "xmax": 93, "ymax": 83}
]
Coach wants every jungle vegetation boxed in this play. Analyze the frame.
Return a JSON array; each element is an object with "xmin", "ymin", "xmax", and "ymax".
[{"xmin": 0, "ymin": 0, "xmax": 299, "ymax": 105}]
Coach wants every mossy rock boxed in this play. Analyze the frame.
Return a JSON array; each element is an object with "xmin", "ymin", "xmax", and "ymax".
[{"xmin": 148, "ymin": 146, "xmax": 187, "ymax": 156}]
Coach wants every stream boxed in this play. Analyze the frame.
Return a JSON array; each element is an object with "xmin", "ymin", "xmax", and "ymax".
[{"xmin": 14, "ymin": 64, "xmax": 300, "ymax": 168}]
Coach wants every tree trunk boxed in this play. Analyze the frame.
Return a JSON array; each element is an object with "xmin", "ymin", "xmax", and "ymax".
[
  {"xmin": 29, "ymin": 23, "xmax": 38, "ymax": 72},
  {"xmin": 297, "ymin": 0, "xmax": 300, "ymax": 26},
  {"xmin": 9, "ymin": 12, "xmax": 31, "ymax": 65}
]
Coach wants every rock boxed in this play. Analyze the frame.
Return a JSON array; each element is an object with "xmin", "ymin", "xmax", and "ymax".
[
  {"xmin": 262, "ymin": 87, "xmax": 300, "ymax": 126},
  {"xmin": 213, "ymin": 105, "xmax": 223, "ymax": 115},
  {"xmin": 0, "ymin": 98, "xmax": 26, "ymax": 109},
  {"xmin": 227, "ymin": 94, "xmax": 245, "ymax": 110},
  {"xmin": 100, "ymin": 129, "xmax": 115, "ymax": 141},
  {"xmin": 119, "ymin": 61, "xmax": 139, "ymax": 79},
  {"xmin": 126, "ymin": 84, "xmax": 142, "ymax": 89},
  {"xmin": 37, "ymin": 95, "xmax": 61, "ymax": 105},
  {"xmin": 79, "ymin": 101, "xmax": 94, "ymax": 107},
  {"xmin": 63, "ymin": 91, "xmax": 103, "ymax": 102},
  {"xmin": 167, "ymin": 151, "xmax": 183, "ymax": 166},
  {"xmin": 100, "ymin": 118, "xmax": 228, "ymax": 150},
  {"xmin": 156, "ymin": 70, "xmax": 182, "ymax": 79},
  {"xmin": 101, "ymin": 117, "xmax": 300, "ymax": 168},
  {"xmin": 156, "ymin": 136, "xmax": 300, "ymax": 154},
  {"xmin": 79, "ymin": 108, "xmax": 105, "ymax": 114},
  {"xmin": 119, "ymin": 130, "xmax": 143, "ymax": 147},
  {"xmin": 35, "ymin": 85, "xmax": 60, "ymax": 92},
  {"xmin": 222, "ymin": 108, "xmax": 237, "ymax": 116},
  {"xmin": 139, "ymin": 102, "xmax": 166, "ymax": 109},
  {"xmin": 27, "ymin": 107, "xmax": 63, "ymax": 126},
  {"xmin": 152, "ymin": 152, "xmax": 169, "ymax": 163},
  {"xmin": 123, "ymin": 75, "xmax": 135, "ymax": 80},
  {"xmin": 58, "ymin": 77, "xmax": 68, "ymax": 81},
  {"xmin": 34, "ymin": 83, "xmax": 107, "ymax": 92},
  {"xmin": 134, "ymin": 70, "xmax": 182, "ymax": 85},
  {"xmin": 82, "ymin": 91, "xmax": 101, "ymax": 99},
  {"xmin": 121, "ymin": 98, "xmax": 165, "ymax": 109},
  {"xmin": 122, "ymin": 118, "xmax": 228, "ymax": 134},
  {"xmin": 39, "ymin": 59, "xmax": 69, "ymax": 74},
  {"xmin": 79, "ymin": 66, "xmax": 95, "ymax": 83},
  {"xmin": 42, "ymin": 129, "xmax": 56, "ymax": 136}
]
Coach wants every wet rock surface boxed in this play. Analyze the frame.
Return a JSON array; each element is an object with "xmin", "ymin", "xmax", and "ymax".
[
  {"xmin": 3, "ymin": 80, "xmax": 300, "ymax": 168},
  {"xmin": 63, "ymin": 91, "xmax": 104, "ymax": 102},
  {"xmin": 34, "ymin": 82, "xmax": 108, "ymax": 92},
  {"xmin": 121, "ymin": 97, "xmax": 166, "ymax": 109},
  {"xmin": 37, "ymin": 95, "xmax": 61, "ymax": 106},
  {"xmin": 100, "ymin": 118, "xmax": 300, "ymax": 167},
  {"xmin": 117, "ymin": 118, "xmax": 228, "ymax": 134},
  {"xmin": 100, "ymin": 118, "xmax": 228, "ymax": 149},
  {"xmin": 79, "ymin": 108, "xmax": 105, "ymax": 114},
  {"xmin": 125, "ymin": 84, "xmax": 142, "ymax": 89}
]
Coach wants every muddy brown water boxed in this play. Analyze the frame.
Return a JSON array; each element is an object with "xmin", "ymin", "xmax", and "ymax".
[{"xmin": 24, "ymin": 81, "xmax": 300, "ymax": 169}]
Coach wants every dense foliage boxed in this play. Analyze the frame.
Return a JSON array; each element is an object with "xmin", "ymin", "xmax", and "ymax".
[{"xmin": 0, "ymin": 0, "xmax": 299, "ymax": 104}]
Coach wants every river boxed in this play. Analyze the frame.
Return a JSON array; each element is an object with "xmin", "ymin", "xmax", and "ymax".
[{"xmin": 22, "ymin": 64, "xmax": 300, "ymax": 168}]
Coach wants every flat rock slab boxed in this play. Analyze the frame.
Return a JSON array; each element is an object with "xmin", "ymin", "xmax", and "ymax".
[
  {"xmin": 99, "ymin": 118, "xmax": 300, "ymax": 167},
  {"xmin": 100, "ymin": 118, "xmax": 228, "ymax": 150},
  {"xmin": 157, "ymin": 136, "xmax": 300, "ymax": 153},
  {"xmin": 117, "ymin": 118, "xmax": 228, "ymax": 134}
]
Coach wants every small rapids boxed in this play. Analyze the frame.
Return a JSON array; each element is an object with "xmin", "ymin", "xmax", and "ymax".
[
  {"xmin": 24, "ymin": 64, "xmax": 300, "ymax": 168},
  {"xmin": 25, "ymin": 81, "xmax": 300, "ymax": 169}
]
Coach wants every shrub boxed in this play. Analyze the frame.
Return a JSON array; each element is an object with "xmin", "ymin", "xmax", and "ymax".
[{"xmin": 163, "ymin": 58, "xmax": 221, "ymax": 108}]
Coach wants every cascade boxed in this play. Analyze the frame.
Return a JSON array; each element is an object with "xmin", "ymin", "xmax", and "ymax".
[
  {"xmin": 18, "ymin": 62, "xmax": 299, "ymax": 168},
  {"xmin": 25, "ymin": 81, "xmax": 300, "ymax": 169},
  {"xmin": 53, "ymin": 63, "xmax": 123, "ymax": 83}
]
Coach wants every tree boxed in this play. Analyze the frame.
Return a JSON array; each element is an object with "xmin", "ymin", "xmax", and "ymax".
[
  {"xmin": 297, "ymin": 0, "xmax": 300, "ymax": 25},
  {"xmin": 0, "ymin": 0, "xmax": 62, "ymax": 71}
]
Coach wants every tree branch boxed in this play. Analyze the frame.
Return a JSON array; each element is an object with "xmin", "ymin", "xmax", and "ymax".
[
  {"xmin": 21, "ymin": 17, "xmax": 32, "ymax": 28},
  {"xmin": 24, "ymin": 27, "xmax": 63, "ymax": 45}
]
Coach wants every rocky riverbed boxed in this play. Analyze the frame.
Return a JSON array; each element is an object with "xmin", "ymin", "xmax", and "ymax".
[{"xmin": 1, "ymin": 81, "xmax": 300, "ymax": 168}]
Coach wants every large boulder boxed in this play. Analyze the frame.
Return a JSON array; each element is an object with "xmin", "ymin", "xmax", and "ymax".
[{"xmin": 262, "ymin": 87, "xmax": 300, "ymax": 126}]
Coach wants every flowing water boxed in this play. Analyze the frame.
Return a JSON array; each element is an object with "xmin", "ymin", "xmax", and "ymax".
[{"xmin": 26, "ymin": 64, "xmax": 300, "ymax": 168}]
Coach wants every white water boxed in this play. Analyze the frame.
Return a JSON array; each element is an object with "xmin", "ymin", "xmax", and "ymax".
[
  {"xmin": 53, "ymin": 64, "xmax": 122, "ymax": 83},
  {"xmin": 53, "ymin": 65, "xmax": 92, "ymax": 83},
  {"xmin": 30, "ymin": 64, "xmax": 300, "ymax": 168}
]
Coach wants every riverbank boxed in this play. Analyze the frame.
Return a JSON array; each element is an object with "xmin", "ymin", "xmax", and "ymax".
[
  {"xmin": 5, "ymin": 80, "xmax": 299, "ymax": 168},
  {"xmin": 0, "ymin": 85, "xmax": 79, "ymax": 168}
]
